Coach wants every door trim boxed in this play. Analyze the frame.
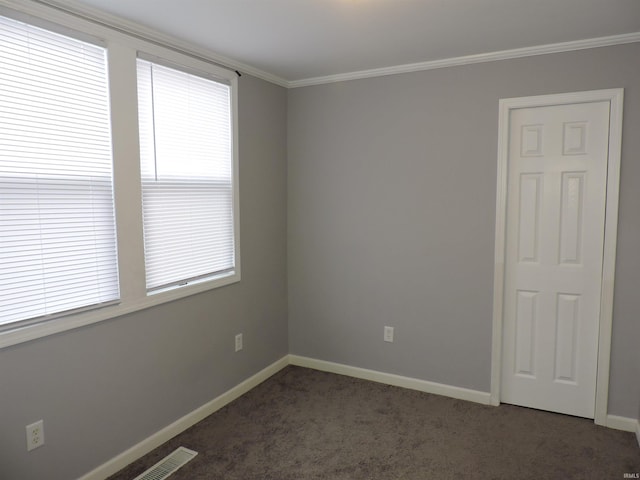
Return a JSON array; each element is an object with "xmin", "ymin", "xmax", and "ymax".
[{"xmin": 490, "ymin": 89, "xmax": 624, "ymax": 426}]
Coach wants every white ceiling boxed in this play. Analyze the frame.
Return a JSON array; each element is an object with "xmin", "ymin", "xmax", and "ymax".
[{"xmin": 51, "ymin": 0, "xmax": 640, "ymax": 85}]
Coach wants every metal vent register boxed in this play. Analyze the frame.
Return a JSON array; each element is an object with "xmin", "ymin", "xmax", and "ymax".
[{"xmin": 132, "ymin": 447, "xmax": 197, "ymax": 480}]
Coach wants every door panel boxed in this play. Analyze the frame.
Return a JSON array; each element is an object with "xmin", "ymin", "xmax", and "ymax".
[
  {"xmin": 514, "ymin": 290, "xmax": 538, "ymax": 377},
  {"xmin": 518, "ymin": 174, "xmax": 542, "ymax": 263},
  {"xmin": 501, "ymin": 101, "xmax": 610, "ymax": 418},
  {"xmin": 554, "ymin": 293, "xmax": 579, "ymax": 383}
]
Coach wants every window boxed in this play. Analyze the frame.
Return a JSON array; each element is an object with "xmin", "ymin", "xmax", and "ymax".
[
  {"xmin": 0, "ymin": 15, "xmax": 119, "ymax": 328},
  {"xmin": 136, "ymin": 58, "xmax": 236, "ymax": 293},
  {"xmin": 0, "ymin": 7, "xmax": 239, "ymax": 346}
]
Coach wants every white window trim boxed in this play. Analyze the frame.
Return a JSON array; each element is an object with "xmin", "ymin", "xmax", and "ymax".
[{"xmin": 0, "ymin": 4, "xmax": 240, "ymax": 349}]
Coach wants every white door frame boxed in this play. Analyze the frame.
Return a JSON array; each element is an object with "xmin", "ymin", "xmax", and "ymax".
[{"xmin": 490, "ymin": 89, "xmax": 624, "ymax": 426}]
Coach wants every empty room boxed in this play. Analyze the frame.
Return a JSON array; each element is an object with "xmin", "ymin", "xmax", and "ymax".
[{"xmin": 0, "ymin": 0, "xmax": 639, "ymax": 479}]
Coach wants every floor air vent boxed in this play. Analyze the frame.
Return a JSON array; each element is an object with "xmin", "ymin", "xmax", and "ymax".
[{"xmin": 132, "ymin": 447, "xmax": 197, "ymax": 480}]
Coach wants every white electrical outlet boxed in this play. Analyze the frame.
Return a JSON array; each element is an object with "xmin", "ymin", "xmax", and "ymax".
[
  {"xmin": 26, "ymin": 420, "xmax": 44, "ymax": 451},
  {"xmin": 235, "ymin": 333, "xmax": 243, "ymax": 352},
  {"xmin": 384, "ymin": 326, "xmax": 394, "ymax": 343}
]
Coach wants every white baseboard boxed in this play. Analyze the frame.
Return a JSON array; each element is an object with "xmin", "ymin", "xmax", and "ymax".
[
  {"xmin": 78, "ymin": 353, "xmax": 638, "ymax": 479},
  {"xmin": 605, "ymin": 414, "xmax": 638, "ymax": 433},
  {"xmin": 78, "ymin": 355, "xmax": 289, "ymax": 480},
  {"xmin": 288, "ymin": 354, "xmax": 492, "ymax": 405}
]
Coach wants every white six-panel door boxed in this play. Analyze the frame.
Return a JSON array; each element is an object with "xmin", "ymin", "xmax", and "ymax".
[{"xmin": 501, "ymin": 101, "xmax": 610, "ymax": 418}]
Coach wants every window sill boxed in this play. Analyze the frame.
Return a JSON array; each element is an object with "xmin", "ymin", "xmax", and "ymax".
[{"xmin": 0, "ymin": 270, "xmax": 240, "ymax": 349}]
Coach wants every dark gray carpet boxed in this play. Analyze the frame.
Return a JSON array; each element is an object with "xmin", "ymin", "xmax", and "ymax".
[{"xmin": 108, "ymin": 366, "xmax": 640, "ymax": 480}]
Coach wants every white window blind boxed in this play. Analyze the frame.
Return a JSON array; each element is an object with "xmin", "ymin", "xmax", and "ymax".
[
  {"xmin": 137, "ymin": 59, "xmax": 235, "ymax": 292},
  {"xmin": 0, "ymin": 15, "xmax": 119, "ymax": 327}
]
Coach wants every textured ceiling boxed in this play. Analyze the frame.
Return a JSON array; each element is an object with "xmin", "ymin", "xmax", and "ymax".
[{"xmin": 50, "ymin": 0, "xmax": 640, "ymax": 84}]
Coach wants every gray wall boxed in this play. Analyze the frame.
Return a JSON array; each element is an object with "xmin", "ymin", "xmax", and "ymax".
[
  {"xmin": 288, "ymin": 43, "xmax": 640, "ymax": 418},
  {"xmin": 0, "ymin": 74, "xmax": 288, "ymax": 480},
  {"xmin": 2, "ymin": 40, "xmax": 639, "ymax": 480}
]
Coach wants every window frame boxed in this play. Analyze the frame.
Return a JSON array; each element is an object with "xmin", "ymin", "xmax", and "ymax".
[
  {"xmin": 0, "ymin": 5, "xmax": 240, "ymax": 349},
  {"xmin": 136, "ymin": 54, "xmax": 237, "ymax": 294}
]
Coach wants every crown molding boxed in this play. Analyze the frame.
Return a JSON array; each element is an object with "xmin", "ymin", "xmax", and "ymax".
[
  {"xmin": 288, "ymin": 32, "xmax": 640, "ymax": 88},
  {"xmin": 2, "ymin": 0, "xmax": 639, "ymax": 89},
  {"xmin": 1, "ymin": 0, "xmax": 289, "ymax": 87}
]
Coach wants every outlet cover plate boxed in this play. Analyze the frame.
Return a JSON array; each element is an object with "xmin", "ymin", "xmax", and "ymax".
[
  {"xmin": 384, "ymin": 326, "xmax": 394, "ymax": 343},
  {"xmin": 26, "ymin": 420, "xmax": 44, "ymax": 451}
]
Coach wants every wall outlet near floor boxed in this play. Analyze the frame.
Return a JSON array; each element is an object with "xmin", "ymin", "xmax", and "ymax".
[
  {"xmin": 235, "ymin": 333, "xmax": 243, "ymax": 352},
  {"xmin": 384, "ymin": 326, "xmax": 394, "ymax": 343},
  {"xmin": 26, "ymin": 420, "xmax": 44, "ymax": 451}
]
